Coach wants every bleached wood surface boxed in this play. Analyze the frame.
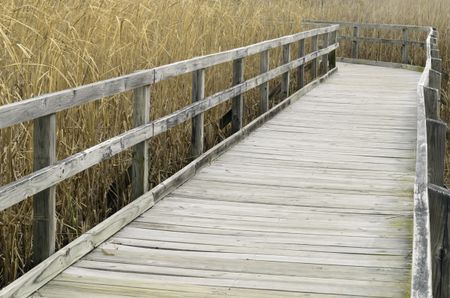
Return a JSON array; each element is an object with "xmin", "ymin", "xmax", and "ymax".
[{"xmin": 30, "ymin": 63, "xmax": 421, "ymax": 297}]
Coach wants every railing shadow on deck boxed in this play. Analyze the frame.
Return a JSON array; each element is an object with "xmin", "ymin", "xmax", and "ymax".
[
  {"xmin": 0, "ymin": 25, "xmax": 339, "ymax": 297},
  {"xmin": 305, "ymin": 20, "xmax": 446, "ymax": 298}
]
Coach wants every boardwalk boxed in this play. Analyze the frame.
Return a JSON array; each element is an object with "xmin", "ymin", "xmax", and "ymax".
[{"xmin": 31, "ymin": 63, "xmax": 420, "ymax": 297}]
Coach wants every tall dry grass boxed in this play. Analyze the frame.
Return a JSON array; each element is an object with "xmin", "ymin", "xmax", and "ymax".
[{"xmin": 0, "ymin": 0, "xmax": 449, "ymax": 287}]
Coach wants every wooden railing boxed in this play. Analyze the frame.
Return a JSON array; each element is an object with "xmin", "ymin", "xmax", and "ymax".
[
  {"xmin": 306, "ymin": 20, "xmax": 448, "ymax": 298},
  {"xmin": 304, "ymin": 20, "xmax": 429, "ymax": 64},
  {"xmin": 0, "ymin": 25, "xmax": 339, "ymax": 296}
]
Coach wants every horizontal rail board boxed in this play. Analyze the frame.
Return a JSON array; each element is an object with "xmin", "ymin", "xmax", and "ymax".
[
  {"xmin": 0, "ymin": 44, "xmax": 338, "ymax": 211},
  {"xmin": 0, "ymin": 25, "xmax": 338, "ymax": 129},
  {"xmin": 303, "ymin": 20, "xmax": 430, "ymax": 32},
  {"xmin": 338, "ymin": 36, "xmax": 425, "ymax": 47}
]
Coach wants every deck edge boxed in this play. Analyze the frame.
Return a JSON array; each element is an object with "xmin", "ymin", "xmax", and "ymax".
[
  {"xmin": 337, "ymin": 57, "xmax": 424, "ymax": 72},
  {"xmin": 0, "ymin": 68, "xmax": 338, "ymax": 298}
]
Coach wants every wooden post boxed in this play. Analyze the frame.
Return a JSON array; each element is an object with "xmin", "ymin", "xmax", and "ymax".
[
  {"xmin": 33, "ymin": 114, "xmax": 56, "ymax": 264},
  {"xmin": 232, "ymin": 58, "xmax": 244, "ymax": 133},
  {"xmin": 329, "ymin": 30, "xmax": 337, "ymax": 69},
  {"xmin": 259, "ymin": 50, "xmax": 269, "ymax": 114},
  {"xmin": 132, "ymin": 85, "xmax": 150, "ymax": 199},
  {"xmin": 432, "ymin": 58, "xmax": 442, "ymax": 73},
  {"xmin": 431, "ymin": 49, "xmax": 440, "ymax": 59},
  {"xmin": 281, "ymin": 44, "xmax": 291, "ymax": 98},
  {"xmin": 401, "ymin": 28, "xmax": 409, "ymax": 64},
  {"xmin": 424, "ymin": 87, "xmax": 440, "ymax": 120},
  {"xmin": 311, "ymin": 34, "xmax": 318, "ymax": 79},
  {"xmin": 297, "ymin": 39, "xmax": 305, "ymax": 89},
  {"xmin": 427, "ymin": 118, "xmax": 447, "ymax": 186},
  {"xmin": 191, "ymin": 69, "xmax": 205, "ymax": 157},
  {"xmin": 323, "ymin": 32, "xmax": 329, "ymax": 74},
  {"xmin": 352, "ymin": 25, "xmax": 359, "ymax": 59},
  {"xmin": 428, "ymin": 184, "xmax": 450, "ymax": 298}
]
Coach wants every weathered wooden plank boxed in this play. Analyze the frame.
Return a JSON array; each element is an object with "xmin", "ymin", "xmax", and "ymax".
[
  {"xmin": 281, "ymin": 44, "xmax": 291, "ymax": 98},
  {"xmin": 426, "ymin": 119, "xmax": 447, "ymax": 186},
  {"xmin": 0, "ymin": 25, "xmax": 338, "ymax": 129},
  {"xmin": 0, "ymin": 44, "xmax": 338, "ymax": 211},
  {"xmin": 311, "ymin": 35, "xmax": 319, "ymax": 79},
  {"xmin": 32, "ymin": 114, "xmax": 57, "ymax": 264},
  {"xmin": 424, "ymin": 87, "xmax": 439, "ymax": 120},
  {"xmin": 337, "ymin": 36, "xmax": 425, "ymax": 47},
  {"xmin": 336, "ymin": 57, "xmax": 425, "ymax": 71},
  {"xmin": 131, "ymin": 85, "xmax": 151, "ymax": 199},
  {"xmin": 231, "ymin": 58, "xmax": 244, "ymax": 133},
  {"xmin": 402, "ymin": 28, "xmax": 409, "ymax": 64},
  {"xmin": 428, "ymin": 184, "xmax": 450, "ymax": 298},
  {"xmin": 352, "ymin": 26, "xmax": 360, "ymax": 59},
  {"xmin": 191, "ymin": 69, "xmax": 205, "ymax": 158},
  {"xmin": 259, "ymin": 50, "xmax": 269, "ymax": 113},
  {"xmin": 303, "ymin": 20, "xmax": 430, "ymax": 32},
  {"xmin": 323, "ymin": 33, "xmax": 330, "ymax": 74},
  {"xmin": 297, "ymin": 39, "xmax": 305, "ymax": 89}
]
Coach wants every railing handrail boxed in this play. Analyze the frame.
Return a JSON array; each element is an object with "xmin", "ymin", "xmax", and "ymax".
[
  {"xmin": 303, "ymin": 20, "xmax": 430, "ymax": 31},
  {"xmin": 0, "ymin": 25, "xmax": 338, "ymax": 130}
]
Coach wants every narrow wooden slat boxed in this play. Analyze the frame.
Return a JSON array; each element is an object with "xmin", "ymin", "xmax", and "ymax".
[
  {"xmin": 259, "ymin": 50, "xmax": 269, "ymax": 114},
  {"xmin": 337, "ymin": 36, "xmax": 425, "ymax": 47},
  {"xmin": 426, "ymin": 119, "xmax": 446, "ymax": 186},
  {"xmin": 323, "ymin": 33, "xmax": 330, "ymax": 74},
  {"xmin": 32, "ymin": 114, "xmax": 57, "ymax": 264},
  {"xmin": 428, "ymin": 184, "xmax": 450, "ymax": 298},
  {"xmin": 424, "ymin": 87, "xmax": 439, "ymax": 120},
  {"xmin": 132, "ymin": 86, "xmax": 151, "ymax": 199},
  {"xmin": 402, "ymin": 28, "xmax": 409, "ymax": 64},
  {"xmin": 311, "ymin": 35, "xmax": 318, "ymax": 79},
  {"xmin": 352, "ymin": 26, "xmax": 360, "ymax": 59},
  {"xmin": 191, "ymin": 69, "xmax": 205, "ymax": 158},
  {"xmin": 232, "ymin": 58, "xmax": 244, "ymax": 133},
  {"xmin": 297, "ymin": 39, "xmax": 305, "ymax": 89},
  {"xmin": 429, "ymin": 69, "xmax": 442, "ymax": 91},
  {"xmin": 281, "ymin": 44, "xmax": 291, "ymax": 98}
]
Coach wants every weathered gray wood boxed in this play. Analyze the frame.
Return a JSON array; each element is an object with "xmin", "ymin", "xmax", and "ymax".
[
  {"xmin": 281, "ymin": 44, "xmax": 291, "ymax": 98},
  {"xmin": 431, "ymin": 58, "xmax": 442, "ymax": 73},
  {"xmin": 0, "ymin": 60, "xmax": 338, "ymax": 298},
  {"xmin": 336, "ymin": 57, "xmax": 424, "ymax": 72},
  {"xmin": 424, "ymin": 87, "xmax": 439, "ymax": 120},
  {"xmin": 402, "ymin": 28, "xmax": 409, "ymax": 64},
  {"xmin": 411, "ymin": 26, "xmax": 435, "ymax": 298},
  {"xmin": 191, "ymin": 69, "xmax": 205, "ymax": 158},
  {"xmin": 232, "ymin": 58, "xmax": 244, "ymax": 133},
  {"xmin": 337, "ymin": 36, "xmax": 425, "ymax": 48},
  {"xmin": 428, "ymin": 184, "xmax": 450, "ymax": 298},
  {"xmin": 311, "ymin": 35, "xmax": 318, "ymax": 79},
  {"xmin": 352, "ymin": 26, "xmax": 360, "ymax": 59},
  {"xmin": 32, "ymin": 114, "xmax": 57, "ymax": 264},
  {"xmin": 426, "ymin": 119, "xmax": 446, "ymax": 186},
  {"xmin": 323, "ymin": 33, "xmax": 330, "ymax": 74},
  {"xmin": 297, "ymin": 39, "xmax": 305, "ymax": 89},
  {"xmin": 431, "ymin": 49, "xmax": 440, "ymax": 59},
  {"xmin": 0, "ymin": 44, "xmax": 339, "ymax": 211},
  {"xmin": 303, "ymin": 20, "xmax": 430, "ymax": 32},
  {"xmin": 259, "ymin": 50, "xmax": 269, "ymax": 114},
  {"xmin": 429, "ymin": 69, "xmax": 442, "ymax": 91},
  {"xmin": 132, "ymin": 85, "xmax": 151, "ymax": 200},
  {"xmin": 0, "ymin": 25, "xmax": 338, "ymax": 129}
]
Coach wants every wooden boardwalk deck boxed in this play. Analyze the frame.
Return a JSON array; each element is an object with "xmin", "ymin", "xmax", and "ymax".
[{"xmin": 30, "ymin": 62, "xmax": 421, "ymax": 297}]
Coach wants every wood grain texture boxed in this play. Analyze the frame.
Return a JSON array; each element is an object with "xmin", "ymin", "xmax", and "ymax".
[
  {"xmin": 32, "ymin": 114, "xmax": 57, "ymax": 264},
  {"xmin": 259, "ymin": 51, "xmax": 269, "ymax": 113},
  {"xmin": 191, "ymin": 69, "xmax": 205, "ymax": 158},
  {"xmin": 232, "ymin": 58, "xmax": 244, "ymax": 133},
  {"xmin": 26, "ymin": 63, "xmax": 420, "ymax": 297},
  {"xmin": 281, "ymin": 44, "xmax": 291, "ymax": 98}
]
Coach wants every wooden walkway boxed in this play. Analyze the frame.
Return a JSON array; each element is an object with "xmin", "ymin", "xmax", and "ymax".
[{"xmin": 30, "ymin": 63, "xmax": 421, "ymax": 297}]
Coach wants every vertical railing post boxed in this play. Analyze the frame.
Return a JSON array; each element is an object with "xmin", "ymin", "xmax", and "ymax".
[
  {"xmin": 232, "ymin": 58, "xmax": 244, "ymax": 133},
  {"xmin": 323, "ymin": 32, "xmax": 329, "ymax": 74},
  {"xmin": 427, "ymin": 118, "xmax": 447, "ymax": 186},
  {"xmin": 297, "ymin": 39, "xmax": 305, "ymax": 89},
  {"xmin": 328, "ymin": 31, "xmax": 337, "ymax": 69},
  {"xmin": 401, "ymin": 28, "xmax": 409, "ymax": 64},
  {"xmin": 424, "ymin": 87, "xmax": 440, "ymax": 120},
  {"xmin": 281, "ymin": 44, "xmax": 291, "ymax": 98},
  {"xmin": 311, "ymin": 34, "xmax": 318, "ymax": 79},
  {"xmin": 32, "ymin": 114, "xmax": 56, "ymax": 264},
  {"xmin": 132, "ymin": 85, "xmax": 150, "ymax": 200},
  {"xmin": 191, "ymin": 69, "xmax": 205, "ymax": 158},
  {"xmin": 352, "ymin": 25, "xmax": 359, "ymax": 59},
  {"xmin": 259, "ymin": 50, "xmax": 269, "ymax": 114}
]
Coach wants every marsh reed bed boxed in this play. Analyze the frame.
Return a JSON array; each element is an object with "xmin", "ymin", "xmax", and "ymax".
[{"xmin": 0, "ymin": 0, "xmax": 449, "ymax": 287}]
